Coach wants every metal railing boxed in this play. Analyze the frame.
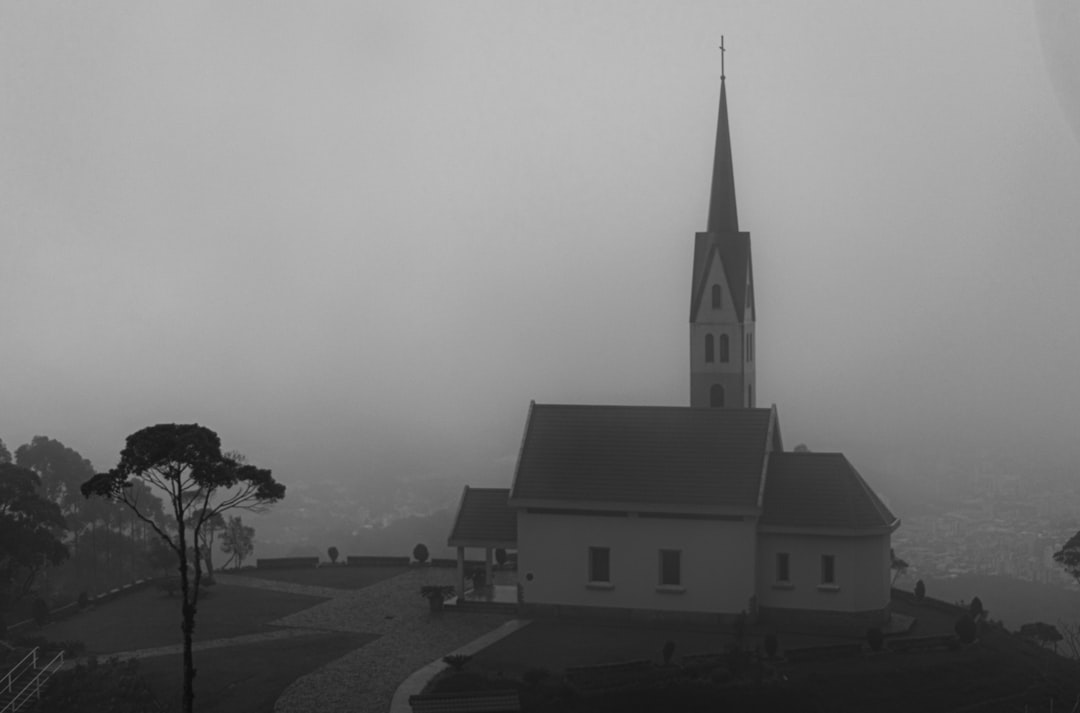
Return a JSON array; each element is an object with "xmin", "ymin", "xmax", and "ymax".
[{"xmin": 0, "ymin": 648, "xmax": 64, "ymax": 713}]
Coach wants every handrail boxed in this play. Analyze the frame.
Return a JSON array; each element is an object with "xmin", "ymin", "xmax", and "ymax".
[
  {"xmin": 1, "ymin": 649, "xmax": 36, "ymax": 696},
  {"xmin": 0, "ymin": 650, "xmax": 63, "ymax": 713}
]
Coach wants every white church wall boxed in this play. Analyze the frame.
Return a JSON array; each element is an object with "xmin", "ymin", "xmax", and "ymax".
[
  {"xmin": 517, "ymin": 509, "xmax": 758, "ymax": 614},
  {"xmin": 756, "ymin": 532, "xmax": 891, "ymax": 612}
]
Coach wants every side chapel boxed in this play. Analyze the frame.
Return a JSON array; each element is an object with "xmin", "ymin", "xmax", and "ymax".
[{"xmin": 448, "ymin": 61, "xmax": 899, "ymax": 628}]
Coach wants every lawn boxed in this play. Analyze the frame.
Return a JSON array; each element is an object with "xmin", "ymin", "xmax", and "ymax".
[
  {"xmin": 136, "ymin": 630, "xmax": 376, "ymax": 713},
  {"xmin": 235, "ymin": 564, "xmax": 409, "ymax": 590},
  {"xmin": 38, "ymin": 583, "xmax": 327, "ymax": 654}
]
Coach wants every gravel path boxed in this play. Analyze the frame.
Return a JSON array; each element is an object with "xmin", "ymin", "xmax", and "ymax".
[{"xmin": 218, "ymin": 569, "xmax": 513, "ymax": 713}]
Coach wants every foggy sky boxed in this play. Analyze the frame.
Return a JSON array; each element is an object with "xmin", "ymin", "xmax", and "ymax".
[{"xmin": 2, "ymin": 2, "xmax": 1079, "ymax": 488}]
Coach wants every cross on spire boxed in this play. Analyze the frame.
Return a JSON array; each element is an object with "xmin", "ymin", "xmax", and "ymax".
[{"xmin": 719, "ymin": 35, "xmax": 726, "ymax": 79}]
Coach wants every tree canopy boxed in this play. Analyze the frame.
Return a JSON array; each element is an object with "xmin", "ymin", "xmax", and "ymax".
[
  {"xmin": 81, "ymin": 423, "xmax": 284, "ymax": 713},
  {"xmin": 1053, "ymin": 531, "xmax": 1080, "ymax": 584},
  {"xmin": 0, "ymin": 463, "xmax": 68, "ymax": 606}
]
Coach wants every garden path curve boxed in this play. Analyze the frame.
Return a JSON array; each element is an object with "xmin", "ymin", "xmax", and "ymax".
[{"xmin": 214, "ymin": 570, "xmax": 515, "ymax": 713}]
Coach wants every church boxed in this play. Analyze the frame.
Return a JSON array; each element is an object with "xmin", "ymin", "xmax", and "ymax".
[{"xmin": 447, "ymin": 66, "xmax": 899, "ymax": 629}]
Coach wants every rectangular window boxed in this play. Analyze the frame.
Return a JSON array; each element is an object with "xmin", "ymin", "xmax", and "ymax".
[
  {"xmin": 588, "ymin": 547, "xmax": 610, "ymax": 583},
  {"xmin": 775, "ymin": 553, "xmax": 790, "ymax": 583},
  {"xmin": 659, "ymin": 549, "xmax": 681, "ymax": 586},
  {"xmin": 821, "ymin": 555, "xmax": 836, "ymax": 585}
]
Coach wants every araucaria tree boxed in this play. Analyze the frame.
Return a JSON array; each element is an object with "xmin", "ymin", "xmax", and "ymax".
[{"xmin": 81, "ymin": 424, "xmax": 285, "ymax": 713}]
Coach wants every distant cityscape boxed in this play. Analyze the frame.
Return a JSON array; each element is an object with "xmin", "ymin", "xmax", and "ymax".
[{"xmin": 880, "ymin": 452, "xmax": 1080, "ymax": 590}]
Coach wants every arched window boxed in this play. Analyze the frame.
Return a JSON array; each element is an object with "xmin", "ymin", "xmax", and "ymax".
[
  {"xmin": 704, "ymin": 334, "xmax": 714, "ymax": 363},
  {"xmin": 719, "ymin": 334, "xmax": 730, "ymax": 363},
  {"xmin": 710, "ymin": 384, "xmax": 725, "ymax": 408},
  {"xmin": 711, "ymin": 284, "xmax": 722, "ymax": 309}
]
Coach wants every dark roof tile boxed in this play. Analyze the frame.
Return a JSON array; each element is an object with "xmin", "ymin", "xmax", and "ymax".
[
  {"xmin": 448, "ymin": 487, "xmax": 517, "ymax": 546},
  {"xmin": 760, "ymin": 453, "xmax": 897, "ymax": 531},
  {"xmin": 509, "ymin": 404, "xmax": 773, "ymax": 510}
]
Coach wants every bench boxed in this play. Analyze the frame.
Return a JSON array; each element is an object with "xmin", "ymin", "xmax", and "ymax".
[
  {"xmin": 255, "ymin": 557, "xmax": 320, "ymax": 569},
  {"xmin": 886, "ymin": 635, "xmax": 960, "ymax": 653},
  {"xmin": 784, "ymin": 642, "xmax": 863, "ymax": 663},
  {"xmin": 408, "ymin": 689, "xmax": 520, "ymax": 713}
]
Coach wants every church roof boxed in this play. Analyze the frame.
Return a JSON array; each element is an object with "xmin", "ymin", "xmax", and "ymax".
[
  {"xmin": 759, "ymin": 453, "xmax": 898, "ymax": 532},
  {"xmin": 448, "ymin": 487, "xmax": 517, "ymax": 547},
  {"xmin": 509, "ymin": 403, "xmax": 774, "ymax": 511}
]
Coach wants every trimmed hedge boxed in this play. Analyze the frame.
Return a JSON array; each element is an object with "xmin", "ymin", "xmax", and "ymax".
[
  {"xmin": 345, "ymin": 555, "xmax": 410, "ymax": 567},
  {"xmin": 255, "ymin": 557, "xmax": 320, "ymax": 569}
]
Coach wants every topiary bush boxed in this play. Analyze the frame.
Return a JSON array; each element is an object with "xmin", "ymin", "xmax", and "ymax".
[
  {"xmin": 866, "ymin": 627, "xmax": 884, "ymax": 652},
  {"xmin": 495, "ymin": 548, "xmax": 508, "ymax": 568},
  {"xmin": 662, "ymin": 640, "xmax": 675, "ymax": 666},
  {"xmin": 413, "ymin": 543, "xmax": 429, "ymax": 564},
  {"xmin": 914, "ymin": 579, "xmax": 926, "ymax": 600},
  {"xmin": 764, "ymin": 633, "xmax": 778, "ymax": 659},
  {"xmin": 969, "ymin": 596, "xmax": 984, "ymax": 618},
  {"xmin": 327, "ymin": 546, "xmax": 339, "ymax": 565},
  {"xmin": 955, "ymin": 613, "xmax": 977, "ymax": 644}
]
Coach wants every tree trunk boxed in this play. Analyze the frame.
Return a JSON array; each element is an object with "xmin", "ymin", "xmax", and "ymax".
[{"xmin": 177, "ymin": 525, "xmax": 196, "ymax": 713}]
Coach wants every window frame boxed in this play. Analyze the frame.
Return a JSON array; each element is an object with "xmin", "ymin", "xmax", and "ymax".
[
  {"xmin": 719, "ymin": 334, "xmax": 730, "ymax": 363},
  {"xmin": 820, "ymin": 554, "xmax": 838, "ymax": 589},
  {"xmin": 704, "ymin": 334, "xmax": 715, "ymax": 363},
  {"xmin": 775, "ymin": 552, "xmax": 790, "ymax": 584},
  {"xmin": 588, "ymin": 546, "xmax": 611, "ymax": 586},
  {"xmin": 658, "ymin": 549, "xmax": 682, "ymax": 589}
]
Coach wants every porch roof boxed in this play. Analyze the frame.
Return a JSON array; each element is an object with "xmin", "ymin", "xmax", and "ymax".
[{"xmin": 448, "ymin": 486, "xmax": 518, "ymax": 548}]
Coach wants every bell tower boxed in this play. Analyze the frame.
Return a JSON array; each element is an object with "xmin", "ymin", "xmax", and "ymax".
[{"xmin": 689, "ymin": 48, "xmax": 756, "ymax": 408}]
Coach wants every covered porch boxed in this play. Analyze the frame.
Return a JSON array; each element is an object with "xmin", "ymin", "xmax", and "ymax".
[{"xmin": 446, "ymin": 486, "xmax": 518, "ymax": 611}]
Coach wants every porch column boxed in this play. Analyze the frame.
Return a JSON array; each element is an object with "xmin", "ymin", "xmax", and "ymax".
[
  {"xmin": 457, "ymin": 546, "xmax": 466, "ymax": 598},
  {"xmin": 485, "ymin": 547, "xmax": 493, "ymax": 589}
]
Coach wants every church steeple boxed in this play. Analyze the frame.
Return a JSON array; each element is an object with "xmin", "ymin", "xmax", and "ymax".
[
  {"xmin": 706, "ymin": 77, "xmax": 739, "ymax": 234},
  {"xmin": 689, "ymin": 51, "xmax": 756, "ymax": 410}
]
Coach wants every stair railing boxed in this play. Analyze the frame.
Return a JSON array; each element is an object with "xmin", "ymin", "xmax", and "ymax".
[
  {"xmin": 0, "ymin": 650, "xmax": 63, "ymax": 713},
  {"xmin": 0, "ymin": 649, "xmax": 36, "ymax": 698}
]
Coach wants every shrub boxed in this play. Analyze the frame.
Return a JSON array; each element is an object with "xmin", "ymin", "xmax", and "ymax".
[
  {"xmin": 764, "ymin": 633, "xmax": 778, "ymax": 658},
  {"xmin": 914, "ymin": 579, "xmax": 926, "ymax": 600},
  {"xmin": 969, "ymin": 596, "xmax": 984, "ymax": 618},
  {"xmin": 955, "ymin": 613, "xmax": 977, "ymax": 644},
  {"xmin": 662, "ymin": 640, "xmax": 675, "ymax": 666},
  {"xmin": 443, "ymin": 654, "xmax": 473, "ymax": 671},
  {"xmin": 866, "ymin": 627, "xmax": 884, "ymax": 652},
  {"xmin": 327, "ymin": 546, "xmax": 339, "ymax": 564},
  {"xmin": 522, "ymin": 667, "xmax": 551, "ymax": 687},
  {"xmin": 413, "ymin": 543, "xmax": 429, "ymax": 564},
  {"xmin": 32, "ymin": 597, "xmax": 49, "ymax": 626},
  {"xmin": 495, "ymin": 548, "xmax": 508, "ymax": 567}
]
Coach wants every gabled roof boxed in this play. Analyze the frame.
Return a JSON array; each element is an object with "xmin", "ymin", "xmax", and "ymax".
[
  {"xmin": 759, "ymin": 453, "xmax": 898, "ymax": 533},
  {"xmin": 509, "ymin": 404, "xmax": 774, "ymax": 512},
  {"xmin": 448, "ymin": 487, "xmax": 517, "ymax": 548},
  {"xmin": 689, "ymin": 231, "xmax": 753, "ymax": 322}
]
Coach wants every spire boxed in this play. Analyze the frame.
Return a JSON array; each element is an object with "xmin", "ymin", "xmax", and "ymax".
[{"xmin": 706, "ymin": 69, "xmax": 739, "ymax": 233}]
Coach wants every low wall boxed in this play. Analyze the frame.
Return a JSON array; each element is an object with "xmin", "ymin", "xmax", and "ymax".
[
  {"xmin": 757, "ymin": 605, "xmax": 889, "ymax": 637},
  {"xmin": 6, "ymin": 577, "xmax": 160, "ymax": 636},
  {"xmin": 256, "ymin": 557, "xmax": 320, "ymax": 569},
  {"xmin": 518, "ymin": 602, "xmax": 738, "ymax": 630},
  {"xmin": 345, "ymin": 555, "xmax": 410, "ymax": 567},
  {"xmin": 430, "ymin": 558, "xmax": 486, "ymax": 569}
]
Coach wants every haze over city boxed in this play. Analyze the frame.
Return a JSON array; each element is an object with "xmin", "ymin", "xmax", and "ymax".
[{"xmin": 2, "ymin": 1, "xmax": 1080, "ymax": 493}]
